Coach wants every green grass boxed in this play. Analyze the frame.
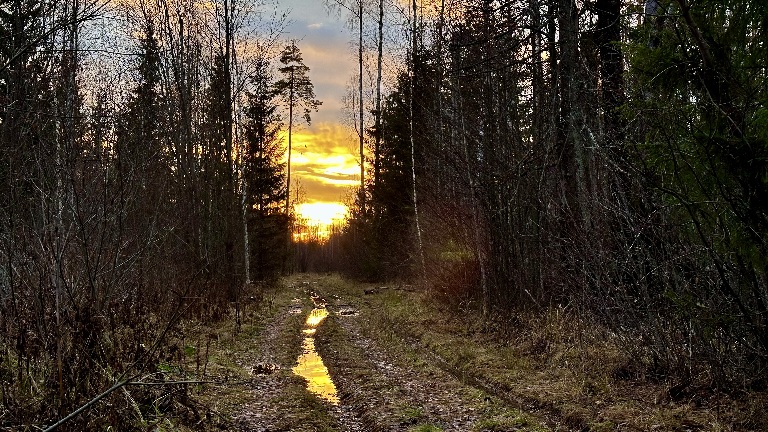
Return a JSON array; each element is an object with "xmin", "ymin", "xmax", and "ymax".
[
  {"xmin": 399, "ymin": 405, "xmax": 425, "ymax": 423},
  {"xmin": 472, "ymin": 406, "xmax": 548, "ymax": 432},
  {"xmin": 164, "ymin": 273, "xmax": 759, "ymax": 431},
  {"xmin": 311, "ymin": 275, "xmax": 550, "ymax": 431},
  {"xmin": 270, "ymin": 376, "xmax": 341, "ymax": 431}
]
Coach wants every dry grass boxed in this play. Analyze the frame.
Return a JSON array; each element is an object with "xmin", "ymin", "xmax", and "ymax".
[
  {"xmin": 155, "ymin": 273, "xmax": 768, "ymax": 431},
  {"xmin": 341, "ymin": 278, "xmax": 768, "ymax": 431},
  {"xmin": 311, "ymin": 273, "xmax": 549, "ymax": 431}
]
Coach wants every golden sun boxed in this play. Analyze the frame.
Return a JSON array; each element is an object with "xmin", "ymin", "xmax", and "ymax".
[{"xmin": 295, "ymin": 202, "xmax": 348, "ymax": 226}]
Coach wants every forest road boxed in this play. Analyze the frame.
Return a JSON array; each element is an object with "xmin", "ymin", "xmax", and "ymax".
[{"xmin": 231, "ymin": 274, "xmax": 549, "ymax": 432}]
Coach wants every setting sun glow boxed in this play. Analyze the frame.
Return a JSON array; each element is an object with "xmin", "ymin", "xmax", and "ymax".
[
  {"xmin": 296, "ymin": 202, "xmax": 348, "ymax": 226},
  {"xmin": 293, "ymin": 202, "xmax": 348, "ymax": 242},
  {"xmin": 281, "ymin": 123, "xmax": 361, "ymax": 203}
]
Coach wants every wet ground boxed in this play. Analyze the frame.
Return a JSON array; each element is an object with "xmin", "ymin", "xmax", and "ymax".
[
  {"xmin": 227, "ymin": 274, "xmax": 546, "ymax": 432},
  {"xmin": 178, "ymin": 273, "xmax": 764, "ymax": 431},
  {"xmin": 292, "ymin": 302, "xmax": 339, "ymax": 404},
  {"xmin": 229, "ymin": 279, "xmax": 364, "ymax": 431}
]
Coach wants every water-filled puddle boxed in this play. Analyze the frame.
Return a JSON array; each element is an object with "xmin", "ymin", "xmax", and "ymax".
[
  {"xmin": 292, "ymin": 307, "xmax": 339, "ymax": 404},
  {"xmin": 305, "ymin": 308, "xmax": 328, "ymax": 327}
]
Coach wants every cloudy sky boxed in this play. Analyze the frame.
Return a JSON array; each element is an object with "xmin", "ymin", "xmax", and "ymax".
[{"xmin": 275, "ymin": 0, "xmax": 360, "ymax": 212}]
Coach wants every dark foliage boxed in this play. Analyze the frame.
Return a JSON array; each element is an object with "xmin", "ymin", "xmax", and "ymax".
[
  {"xmin": 0, "ymin": 3, "xmax": 291, "ymax": 428},
  {"xmin": 336, "ymin": 0, "xmax": 768, "ymax": 391}
]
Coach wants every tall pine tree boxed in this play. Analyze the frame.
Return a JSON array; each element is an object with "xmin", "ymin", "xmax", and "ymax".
[{"xmin": 274, "ymin": 42, "xmax": 321, "ymax": 214}]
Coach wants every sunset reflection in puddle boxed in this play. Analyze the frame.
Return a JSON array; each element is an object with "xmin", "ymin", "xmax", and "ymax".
[
  {"xmin": 292, "ymin": 307, "xmax": 339, "ymax": 404},
  {"xmin": 306, "ymin": 308, "xmax": 329, "ymax": 327}
]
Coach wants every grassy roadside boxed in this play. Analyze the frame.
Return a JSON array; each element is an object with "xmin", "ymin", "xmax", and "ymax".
[{"xmin": 313, "ymin": 273, "xmax": 768, "ymax": 431}]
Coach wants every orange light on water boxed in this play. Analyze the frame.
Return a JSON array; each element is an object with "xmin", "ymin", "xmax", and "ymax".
[
  {"xmin": 293, "ymin": 307, "xmax": 339, "ymax": 405},
  {"xmin": 305, "ymin": 307, "xmax": 329, "ymax": 327},
  {"xmin": 293, "ymin": 337, "xmax": 339, "ymax": 404}
]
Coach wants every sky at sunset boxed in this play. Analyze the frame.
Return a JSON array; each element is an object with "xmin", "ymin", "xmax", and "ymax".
[{"xmin": 276, "ymin": 0, "xmax": 359, "ymax": 224}]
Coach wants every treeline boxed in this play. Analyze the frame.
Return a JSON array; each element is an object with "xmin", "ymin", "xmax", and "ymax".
[
  {"xmin": 334, "ymin": 0, "xmax": 768, "ymax": 391},
  {"xmin": 0, "ymin": 0, "xmax": 313, "ymax": 427}
]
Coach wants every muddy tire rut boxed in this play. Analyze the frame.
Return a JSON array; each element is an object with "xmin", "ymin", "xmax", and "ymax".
[
  {"xmin": 318, "ymin": 313, "xmax": 492, "ymax": 431},
  {"xmin": 186, "ymin": 274, "xmax": 756, "ymax": 431},
  {"xmin": 232, "ymin": 280, "xmax": 365, "ymax": 431}
]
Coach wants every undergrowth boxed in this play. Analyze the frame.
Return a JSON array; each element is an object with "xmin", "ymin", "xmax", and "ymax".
[{"xmin": 339, "ymin": 275, "xmax": 768, "ymax": 431}]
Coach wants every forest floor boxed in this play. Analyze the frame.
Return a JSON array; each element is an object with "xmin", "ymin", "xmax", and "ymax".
[{"xmin": 160, "ymin": 273, "xmax": 767, "ymax": 431}]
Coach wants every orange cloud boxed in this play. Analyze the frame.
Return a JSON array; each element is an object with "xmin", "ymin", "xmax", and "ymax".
[{"xmin": 283, "ymin": 121, "xmax": 361, "ymax": 204}]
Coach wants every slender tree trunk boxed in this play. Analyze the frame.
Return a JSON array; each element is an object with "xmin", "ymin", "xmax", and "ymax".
[
  {"xmin": 530, "ymin": 0, "xmax": 544, "ymax": 299},
  {"xmin": 410, "ymin": 0, "xmax": 425, "ymax": 280},
  {"xmin": 373, "ymin": 0, "xmax": 384, "ymax": 207},
  {"xmin": 557, "ymin": 0, "xmax": 591, "ymax": 294},
  {"xmin": 55, "ymin": 0, "xmax": 80, "ymax": 405},
  {"xmin": 54, "ymin": 93, "xmax": 65, "ymax": 410},
  {"xmin": 453, "ymin": 58, "xmax": 488, "ymax": 315},
  {"xmin": 224, "ymin": 0, "xmax": 233, "ymax": 170},
  {"xmin": 358, "ymin": 0, "xmax": 365, "ymax": 215},
  {"xmin": 434, "ymin": 0, "xmax": 445, "ymax": 194},
  {"xmin": 531, "ymin": 0, "xmax": 542, "ymax": 151},
  {"xmin": 557, "ymin": 0, "xmax": 577, "ymax": 209},
  {"xmin": 241, "ymin": 163, "xmax": 250, "ymax": 284},
  {"xmin": 480, "ymin": 0, "xmax": 495, "ymax": 313},
  {"xmin": 596, "ymin": 0, "xmax": 624, "ymax": 143},
  {"xmin": 223, "ymin": 0, "xmax": 237, "ymax": 296},
  {"xmin": 285, "ymin": 76, "xmax": 294, "ymax": 213}
]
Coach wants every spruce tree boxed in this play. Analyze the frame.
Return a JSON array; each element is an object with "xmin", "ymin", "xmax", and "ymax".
[{"xmin": 243, "ymin": 57, "xmax": 288, "ymax": 280}]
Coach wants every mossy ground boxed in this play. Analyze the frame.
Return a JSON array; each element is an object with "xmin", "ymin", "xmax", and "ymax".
[{"xmin": 311, "ymin": 273, "xmax": 549, "ymax": 431}]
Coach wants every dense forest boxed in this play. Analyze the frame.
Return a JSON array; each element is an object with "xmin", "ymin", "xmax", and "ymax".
[
  {"xmin": 1, "ymin": 0, "xmax": 300, "ymax": 426},
  {"xmin": 334, "ymin": 0, "xmax": 768, "ymax": 404},
  {"xmin": 1, "ymin": 0, "xmax": 767, "ymax": 429}
]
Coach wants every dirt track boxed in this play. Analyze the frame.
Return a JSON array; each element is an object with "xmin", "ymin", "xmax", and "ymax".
[
  {"xmin": 230, "ymin": 274, "xmax": 547, "ymax": 431},
  {"xmin": 178, "ymin": 273, "xmax": 764, "ymax": 432}
]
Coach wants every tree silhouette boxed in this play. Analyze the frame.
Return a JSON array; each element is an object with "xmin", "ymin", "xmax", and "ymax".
[
  {"xmin": 244, "ymin": 57, "xmax": 288, "ymax": 280},
  {"xmin": 273, "ymin": 41, "xmax": 322, "ymax": 214}
]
